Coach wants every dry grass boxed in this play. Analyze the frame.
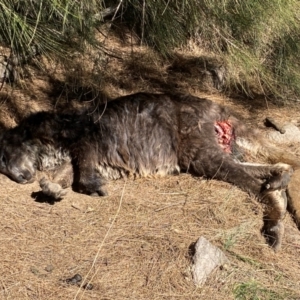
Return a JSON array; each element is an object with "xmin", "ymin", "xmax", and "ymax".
[
  {"xmin": 1, "ymin": 33, "xmax": 300, "ymax": 300},
  {"xmin": 1, "ymin": 173, "xmax": 300, "ymax": 299}
]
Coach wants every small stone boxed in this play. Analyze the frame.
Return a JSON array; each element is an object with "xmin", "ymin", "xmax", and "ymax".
[
  {"xmin": 30, "ymin": 266, "xmax": 39, "ymax": 275},
  {"xmin": 86, "ymin": 206, "xmax": 94, "ymax": 213},
  {"xmin": 45, "ymin": 265, "xmax": 54, "ymax": 273},
  {"xmin": 66, "ymin": 274, "xmax": 82, "ymax": 284},
  {"xmin": 220, "ymin": 263, "xmax": 229, "ymax": 271},
  {"xmin": 82, "ymin": 283, "xmax": 93, "ymax": 290}
]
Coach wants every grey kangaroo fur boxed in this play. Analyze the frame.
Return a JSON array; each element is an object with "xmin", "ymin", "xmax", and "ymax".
[{"xmin": 0, "ymin": 92, "xmax": 299, "ymax": 251}]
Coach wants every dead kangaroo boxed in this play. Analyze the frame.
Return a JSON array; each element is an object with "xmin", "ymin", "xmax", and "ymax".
[{"xmin": 0, "ymin": 92, "xmax": 299, "ymax": 251}]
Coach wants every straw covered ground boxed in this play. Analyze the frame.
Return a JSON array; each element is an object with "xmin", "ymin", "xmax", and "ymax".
[{"xmin": 1, "ymin": 34, "xmax": 300, "ymax": 300}]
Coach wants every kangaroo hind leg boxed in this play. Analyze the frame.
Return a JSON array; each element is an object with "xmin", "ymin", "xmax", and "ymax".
[{"xmin": 190, "ymin": 152, "xmax": 291, "ymax": 251}]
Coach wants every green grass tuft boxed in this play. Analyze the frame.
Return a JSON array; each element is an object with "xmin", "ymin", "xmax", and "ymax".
[{"xmin": 234, "ymin": 280, "xmax": 288, "ymax": 300}]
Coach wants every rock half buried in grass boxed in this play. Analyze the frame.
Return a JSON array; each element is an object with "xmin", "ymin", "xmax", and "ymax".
[{"xmin": 192, "ymin": 236, "xmax": 229, "ymax": 286}]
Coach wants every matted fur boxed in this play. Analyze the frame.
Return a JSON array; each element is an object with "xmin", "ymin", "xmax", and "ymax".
[{"xmin": 0, "ymin": 92, "xmax": 298, "ymax": 251}]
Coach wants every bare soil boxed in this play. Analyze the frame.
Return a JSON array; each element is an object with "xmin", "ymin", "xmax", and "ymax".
[{"xmin": 1, "ymin": 33, "xmax": 300, "ymax": 300}]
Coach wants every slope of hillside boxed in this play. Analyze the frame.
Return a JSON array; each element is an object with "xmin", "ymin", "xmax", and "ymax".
[{"xmin": 1, "ymin": 34, "xmax": 300, "ymax": 300}]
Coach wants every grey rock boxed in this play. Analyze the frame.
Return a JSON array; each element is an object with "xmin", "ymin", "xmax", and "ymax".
[
  {"xmin": 192, "ymin": 236, "xmax": 229, "ymax": 286},
  {"xmin": 267, "ymin": 123, "xmax": 300, "ymax": 144}
]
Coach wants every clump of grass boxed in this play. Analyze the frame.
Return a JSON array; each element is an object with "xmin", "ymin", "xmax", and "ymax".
[
  {"xmin": 190, "ymin": 0, "xmax": 300, "ymax": 98},
  {"xmin": 233, "ymin": 280, "xmax": 288, "ymax": 300},
  {"xmin": 0, "ymin": 0, "xmax": 106, "ymax": 60},
  {"xmin": 1, "ymin": 0, "xmax": 300, "ymax": 99},
  {"xmin": 120, "ymin": 0, "xmax": 300, "ymax": 98},
  {"xmin": 119, "ymin": 0, "xmax": 202, "ymax": 56}
]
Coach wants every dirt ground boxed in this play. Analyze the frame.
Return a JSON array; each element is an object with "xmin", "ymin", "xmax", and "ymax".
[{"xmin": 1, "ymin": 33, "xmax": 300, "ymax": 300}]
